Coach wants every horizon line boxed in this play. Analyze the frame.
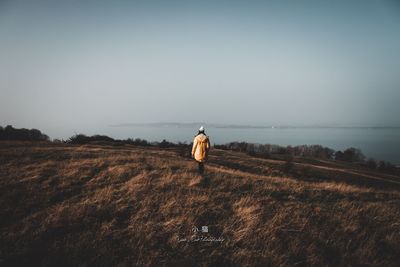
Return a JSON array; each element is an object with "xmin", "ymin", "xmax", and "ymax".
[{"xmin": 109, "ymin": 122, "xmax": 400, "ymax": 129}]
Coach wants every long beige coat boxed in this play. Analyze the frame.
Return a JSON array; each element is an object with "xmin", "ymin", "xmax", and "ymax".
[{"xmin": 191, "ymin": 133, "xmax": 210, "ymax": 162}]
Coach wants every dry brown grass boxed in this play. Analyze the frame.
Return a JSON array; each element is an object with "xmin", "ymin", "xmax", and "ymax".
[{"xmin": 1, "ymin": 141, "xmax": 400, "ymax": 266}]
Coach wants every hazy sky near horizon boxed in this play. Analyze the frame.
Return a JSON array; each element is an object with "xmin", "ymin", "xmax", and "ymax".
[{"xmin": 1, "ymin": 0, "xmax": 400, "ymax": 137}]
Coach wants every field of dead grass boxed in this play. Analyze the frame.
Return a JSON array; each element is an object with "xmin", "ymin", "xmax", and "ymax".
[{"xmin": 1, "ymin": 141, "xmax": 399, "ymax": 266}]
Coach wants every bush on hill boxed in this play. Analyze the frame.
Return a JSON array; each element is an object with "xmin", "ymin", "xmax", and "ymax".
[{"xmin": 0, "ymin": 125, "xmax": 49, "ymax": 141}]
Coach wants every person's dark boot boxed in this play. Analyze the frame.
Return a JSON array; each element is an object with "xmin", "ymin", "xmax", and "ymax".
[{"xmin": 198, "ymin": 162, "xmax": 204, "ymax": 174}]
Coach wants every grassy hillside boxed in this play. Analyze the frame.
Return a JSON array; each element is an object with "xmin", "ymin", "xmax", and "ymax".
[{"xmin": 1, "ymin": 141, "xmax": 400, "ymax": 266}]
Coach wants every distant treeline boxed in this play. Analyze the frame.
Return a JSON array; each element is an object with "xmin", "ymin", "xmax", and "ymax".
[
  {"xmin": 0, "ymin": 125, "xmax": 49, "ymax": 141},
  {"xmin": 215, "ymin": 142, "xmax": 363, "ymax": 161},
  {"xmin": 64, "ymin": 133, "xmax": 182, "ymax": 148},
  {"xmin": 215, "ymin": 142, "xmax": 399, "ymax": 174},
  {"xmin": 215, "ymin": 142, "xmax": 336, "ymax": 160}
]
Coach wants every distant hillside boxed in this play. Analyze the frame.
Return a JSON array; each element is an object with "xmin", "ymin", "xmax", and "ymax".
[
  {"xmin": 0, "ymin": 125, "xmax": 49, "ymax": 141},
  {"xmin": 1, "ymin": 141, "xmax": 400, "ymax": 266},
  {"xmin": 2, "ymin": 125, "xmax": 398, "ymax": 174}
]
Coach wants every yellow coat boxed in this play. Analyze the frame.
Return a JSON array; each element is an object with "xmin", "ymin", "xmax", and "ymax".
[{"xmin": 191, "ymin": 133, "xmax": 210, "ymax": 162}]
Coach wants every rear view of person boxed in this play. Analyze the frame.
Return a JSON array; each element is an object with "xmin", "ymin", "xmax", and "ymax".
[{"xmin": 191, "ymin": 126, "xmax": 210, "ymax": 174}]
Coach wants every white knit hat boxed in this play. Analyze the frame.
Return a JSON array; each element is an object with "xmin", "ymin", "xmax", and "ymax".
[{"xmin": 199, "ymin": 126, "xmax": 205, "ymax": 132}]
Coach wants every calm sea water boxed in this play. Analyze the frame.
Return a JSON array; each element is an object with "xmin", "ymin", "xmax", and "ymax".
[{"xmin": 100, "ymin": 126, "xmax": 400, "ymax": 164}]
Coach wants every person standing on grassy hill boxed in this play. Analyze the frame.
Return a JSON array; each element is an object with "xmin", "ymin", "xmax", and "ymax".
[{"xmin": 191, "ymin": 126, "xmax": 210, "ymax": 174}]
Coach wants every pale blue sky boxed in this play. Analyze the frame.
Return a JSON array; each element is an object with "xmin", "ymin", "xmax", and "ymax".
[{"xmin": 1, "ymin": 0, "xmax": 400, "ymax": 137}]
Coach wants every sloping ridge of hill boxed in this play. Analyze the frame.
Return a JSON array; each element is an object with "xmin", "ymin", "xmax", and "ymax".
[{"xmin": 0, "ymin": 141, "xmax": 399, "ymax": 266}]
